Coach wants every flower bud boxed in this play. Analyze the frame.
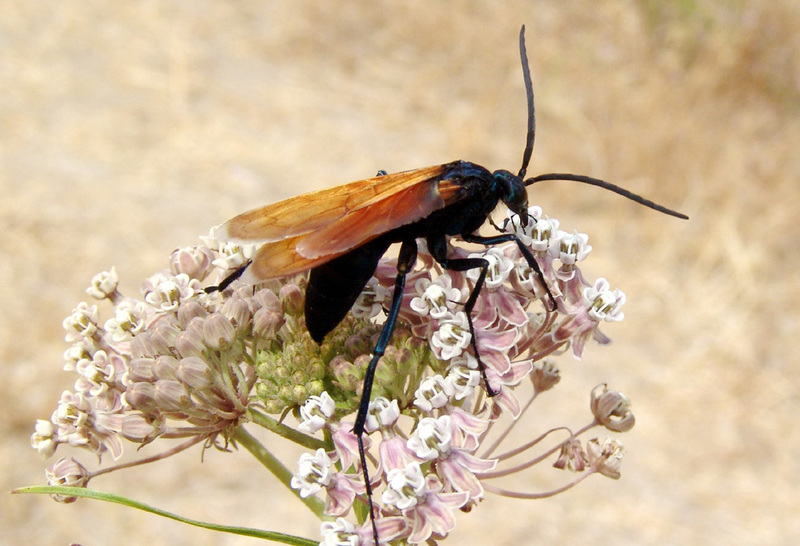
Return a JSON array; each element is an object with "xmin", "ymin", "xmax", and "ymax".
[
  {"xmin": 252, "ymin": 306, "xmax": 284, "ymax": 338},
  {"xmin": 126, "ymin": 382, "xmax": 158, "ymax": 412},
  {"xmin": 153, "ymin": 355, "xmax": 179, "ymax": 381},
  {"xmin": 203, "ymin": 313, "xmax": 236, "ymax": 350},
  {"xmin": 221, "ymin": 296, "xmax": 252, "ymax": 330},
  {"xmin": 130, "ymin": 331, "xmax": 156, "ymax": 358},
  {"xmin": 330, "ymin": 355, "xmax": 361, "ymax": 391},
  {"xmin": 127, "ymin": 357, "xmax": 156, "ymax": 382},
  {"xmin": 175, "ymin": 329, "xmax": 206, "ymax": 359},
  {"xmin": 177, "ymin": 300, "xmax": 208, "ymax": 328},
  {"xmin": 150, "ymin": 321, "xmax": 180, "ymax": 355},
  {"xmin": 176, "ymin": 356, "xmax": 214, "ymax": 389},
  {"xmin": 279, "ymin": 283, "xmax": 304, "ymax": 315},
  {"xmin": 154, "ymin": 379, "xmax": 191, "ymax": 412}
]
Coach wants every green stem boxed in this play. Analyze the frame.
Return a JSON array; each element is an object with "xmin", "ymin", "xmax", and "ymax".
[
  {"xmin": 249, "ymin": 408, "xmax": 329, "ymax": 451},
  {"xmin": 232, "ymin": 426, "xmax": 327, "ymax": 521},
  {"xmin": 12, "ymin": 485, "xmax": 317, "ymax": 546}
]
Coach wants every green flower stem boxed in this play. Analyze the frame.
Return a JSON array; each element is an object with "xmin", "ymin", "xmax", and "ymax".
[
  {"xmin": 12, "ymin": 486, "xmax": 318, "ymax": 546},
  {"xmin": 249, "ymin": 408, "xmax": 329, "ymax": 451},
  {"xmin": 232, "ymin": 426, "xmax": 327, "ymax": 520}
]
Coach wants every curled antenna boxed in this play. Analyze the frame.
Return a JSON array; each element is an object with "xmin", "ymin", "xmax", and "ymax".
[
  {"xmin": 526, "ymin": 173, "xmax": 689, "ymax": 219},
  {"xmin": 518, "ymin": 25, "xmax": 535, "ymax": 180}
]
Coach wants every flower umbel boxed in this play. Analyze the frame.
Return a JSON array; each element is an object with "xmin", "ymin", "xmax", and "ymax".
[{"xmin": 31, "ymin": 205, "xmax": 640, "ymax": 544}]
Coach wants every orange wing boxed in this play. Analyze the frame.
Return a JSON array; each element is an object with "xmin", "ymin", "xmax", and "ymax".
[{"xmin": 216, "ymin": 164, "xmax": 460, "ymax": 281}]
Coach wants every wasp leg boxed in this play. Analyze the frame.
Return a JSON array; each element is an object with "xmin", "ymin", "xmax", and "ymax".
[
  {"xmin": 353, "ymin": 237, "xmax": 418, "ymax": 545},
  {"xmin": 463, "ymin": 232, "xmax": 556, "ymax": 310}
]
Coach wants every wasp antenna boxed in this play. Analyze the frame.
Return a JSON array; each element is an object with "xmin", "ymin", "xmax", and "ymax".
[
  {"xmin": 526, "ymin": 173, "xmax": 689, "ymax": 219},
  {"xmin": 518, "ymin": 25, "xmax": 536, "ymax": 180}
]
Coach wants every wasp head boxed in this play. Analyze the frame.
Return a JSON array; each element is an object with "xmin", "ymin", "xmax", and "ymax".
[{"xmin": 494, "ymin": 169, "xmax": 530, "ymax": 227}]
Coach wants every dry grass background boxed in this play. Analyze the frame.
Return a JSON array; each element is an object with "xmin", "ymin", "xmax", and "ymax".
[{"xmin": 2, "ymin": 1, "xmax": 799, "ymax": 544}]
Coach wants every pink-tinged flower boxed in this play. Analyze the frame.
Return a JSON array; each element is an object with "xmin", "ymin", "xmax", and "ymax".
[
  {"xmin": 175, "ymin": 356, "xmax": 214, "ymax": 390},
  {"xmin": 447, "ymin": 406, "xmax": 489, "ymax": 451},
  {"xmin": 320, "ymin": 516, "xmax": 407, "ymax": 546},
  {"xmin": 430, "ymin": 312, "xmax": 471, "ymax": 361},
  {"xmin": 52, "ymin": 390, "xmax": 124, "ymax": 459},
  {"xmin": 45, "ymin": 457, "xmax": 90, "ymax": 503},
  {"xmin": 590, "ymin": 384, "xmax": 636, "ymax": 433},
  {"xmin": 63, "ymin": 302, "xmax": 101, "ymax": 343},
  {"xmin": 86, "ymin": 267, "xmax": 120, "ymax": 301},
  {"xmin": 324, "ymin": 472, "xmax": 365, "ymax": 517},
  {"xmin": 220, "ymin": 295, "xmax": 252, "ymax": 330},
  {"xmin": 143, "ymin": 273, "xmax": 201, "ymax": 313},
  {"xmin": 120, "ymin": 413, "xmax": 164, "ymax": 443},
  {"xmin": 553, "ymin": 438, "xmax": 588, "ymax": 472},
  {"xmin": 382, "ymin": 463, "xmax": 470, "ymax": 544},
  {"xmin": 297, "ymin": 391, "xmax": 336, "ymax": 434},
  {"xmin": 484, "ymin": 357, "xmax": 535, "ymax": 419},
  {"xmin": 586, "ymin": 437, "xmax": 625, "ymax": 479},
  {"xmin": 73, "ymin": 349, "xmax": 126, "ymax": 397},
  {"xmin": 413, "ymin": 374, "xmax": 455, "ymax": 413},
  {"xmin": 530, "ymin": 358, "xmax": 561, "ymax": 394},
  {"xmin": 481, "ymin": 287, "xmax": 529, "ymax": 327},
  {"xmin": 408, "ymin": 415, "xmax": 496, "ymax": 500},
  {"xmin": 169, "ymin": 245, "xmax": 215, "ymax": 281},
  {"xmin": 250, "ymin": 288, "xmax": 285, "ymax": 338},
  {"xmin": 546, "ymin": 277, "xmax": 625, "ymax": 359},
  {"xmin": 379, "ymin": 434, "xmax": 418, "ymax": 475},
  {"xmin": 333, "ymin": 424, "xmax": 366, "ymax": 472}
]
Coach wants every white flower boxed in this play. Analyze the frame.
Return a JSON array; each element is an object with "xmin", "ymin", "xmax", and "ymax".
[
  {"xmin": 430, "ymin": 312, "xmax": 472, "ymax": 361},
  {"xmin": 291, "ymin": 448, "xmax": 334, "ymax": 498},
  {"xmin": 298, "ymin": 392, "xmax": 336, "ymax": 434},
  {"xmin": 413, "ymin": 374, "xmax": 455, "ymax": 412},
  {"xmin": 382, "ymin": 462, "xmax": 426, "ymax": 511},
  {"xmin": 407, "ymin": 416, "xmax": 452, "ymax": 461},
  {"xmin": 583, "ymin": 278, "xmax": 625, "ymax": 322}
]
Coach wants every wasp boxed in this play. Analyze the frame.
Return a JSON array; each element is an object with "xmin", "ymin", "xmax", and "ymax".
[{"xmin": 209, "ymin": 26, "xmax": 687, "ymax": 542}]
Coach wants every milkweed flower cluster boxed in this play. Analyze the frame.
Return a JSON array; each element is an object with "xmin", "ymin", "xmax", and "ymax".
[{"xmin": 31, "ymin": 205, "xmax": 636, "ymax": 545}]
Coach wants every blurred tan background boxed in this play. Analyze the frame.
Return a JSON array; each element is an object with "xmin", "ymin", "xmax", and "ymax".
[{"xmin": 2, "ymin": 1, "xmax": 798, "ymax": 544}]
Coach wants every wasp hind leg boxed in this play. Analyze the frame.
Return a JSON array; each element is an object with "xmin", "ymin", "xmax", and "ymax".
[{"xmin": 352, "ymin": 237, "xmax": 418, "ymax": 545}]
